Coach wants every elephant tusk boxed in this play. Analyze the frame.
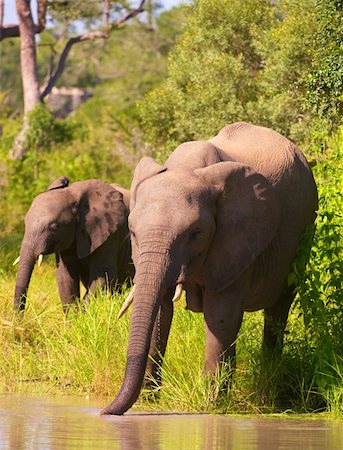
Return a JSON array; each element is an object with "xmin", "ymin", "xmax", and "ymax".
[
  {"xmin": 37, "ymin": 254, "xmax": 44, "ymax": 267},
  {"xmin": 172, "ymin": 283, "xmax": 183, "ymax": 302},
  {"xmin": 13, "ymin": 256, "xmax": 20, "ymax": 266},
  {"xmin": 117, "ymin": 285, "xmax": 136, "ymax": 320}
]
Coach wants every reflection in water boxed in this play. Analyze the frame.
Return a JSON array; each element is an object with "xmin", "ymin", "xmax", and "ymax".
[{"xmin": 0, "ymin": 394, "xmax": 342, "ymax": 449}]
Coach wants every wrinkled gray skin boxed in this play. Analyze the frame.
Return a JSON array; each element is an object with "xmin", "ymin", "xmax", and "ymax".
[
  {"xmin": 102, "ymin": 122, "xmax": 317, "ymax": 415},
  {"xmin": 14, "ymin": 177, "xmax": 133, "ymax": 312}
]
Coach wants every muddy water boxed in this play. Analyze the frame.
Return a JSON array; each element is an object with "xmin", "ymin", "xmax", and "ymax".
[{"xmin": 0, "ymin": 394, "xmax": 342, "ymax": 449}]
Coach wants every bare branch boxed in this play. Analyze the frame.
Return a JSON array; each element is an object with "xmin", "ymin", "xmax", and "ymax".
[
  {"xmin": 40, "ymin": 31, "xmax": 108, "ymax": 100},
  {"xmin": 104, "ymin": 0, "xmax": 110, "ymax": 30},
  {"xmin": 37, "ymin": 0, "xmax": 47, "ymax": 31},
  {"xmin": 41, "ymin": 1, "xmax": 147, "ymax": 100},
  {"xmin": 112, "ymin": 0, "xmax": 146, "ymax": 28},
  {"xmin": 0, "ymin": 0, "xmax": 47, "ymax": 41}
]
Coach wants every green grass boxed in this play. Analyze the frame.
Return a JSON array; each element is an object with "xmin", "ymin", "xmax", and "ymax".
[
  {"xmin": 0, "ymin": 264, "xmax": 340, "ymax": 415},
  {"xmin": 0, "ymin": 265, "xmax": 128, "ymax": 398}
]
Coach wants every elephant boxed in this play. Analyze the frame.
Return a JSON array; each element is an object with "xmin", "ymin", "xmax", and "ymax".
[
  {"xmin": 101, "ymin": 122, "xmax": 317, "ymax": 415},
  {"xmin": 14, "ymin": 176, "xmax": 133, "ymax": 313}
]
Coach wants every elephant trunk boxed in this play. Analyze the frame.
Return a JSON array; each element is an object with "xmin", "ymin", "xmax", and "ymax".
[
  {"xmin": 14, "ymin": 239, "xmax": 37, "ymax": 312},
  {"xmin": 101, "ymin": 231, "xmax": 174, "ymax": 415}
]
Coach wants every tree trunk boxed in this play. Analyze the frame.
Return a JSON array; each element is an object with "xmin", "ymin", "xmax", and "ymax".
[
  {"xmin": 0, "ymin": 1, "xmax": 4, "ymax": 30},
  {"xmin": 16, "ymin": 0, "xmax": 40, "ymax": 113},
  {"xmin": 11, "ymin": 0, "xmax": 41, "ymax": 160}
]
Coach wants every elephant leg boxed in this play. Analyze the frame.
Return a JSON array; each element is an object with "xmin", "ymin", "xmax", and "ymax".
[
  {"xmin": 145, "ymin": 296, "xmax": 174, "ymax": 387},
  {"xmin": 262, "ymin": 283, "xmax": 295, "ymax": 355},
  {"xmin": 203, "ymin": 287, "xmax": 244, "ymax": 374},
  {"xmin": 87, "ymin": 261, "xmax": 118, "ymax": 298},
  {"xmin": 86, "ymin": 236, "xmax": 119, "ymax": 300},
  {"xmin": 56, "ymin": 253, "xmax": 80, "ymax": 312},
  {"xmin": 86, "ymin": 273, "xmax": 115, "ymax": 301}
]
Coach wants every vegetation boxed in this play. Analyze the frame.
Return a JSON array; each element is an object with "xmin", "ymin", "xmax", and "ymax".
[
  {"xmin": 0, "ymin": 0, "xmax": 342, "ymax": 416},
  {"xmin": 305, "ymin": 0, "xmax": 343, "ymax": 126},
  {"xmin": 0, "ymin": 3, "xmax": 187, "ymax": 268},
  {"xmin": 139, "ymin": 0, "xmax": 341, "ymax": 158}
]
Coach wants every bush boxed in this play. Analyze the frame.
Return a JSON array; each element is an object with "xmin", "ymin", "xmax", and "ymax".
[
  {"xmin": 305, "ymin": 0, "xmax": 343, "ymax": 127},
  {"xmin": 294, "ymin": 126, "xmax": 343, "ymax": 404}
]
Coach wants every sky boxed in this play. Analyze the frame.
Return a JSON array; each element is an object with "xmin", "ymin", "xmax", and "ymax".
[{"xmin": 3, "ymin": 0, "xmax": 184, "ymax": 24}]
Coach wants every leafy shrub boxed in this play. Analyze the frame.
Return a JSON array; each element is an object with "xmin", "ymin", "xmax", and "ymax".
[
  {"xmin": 305, "ymin": 0, "xmax": 343, "ymax": 127},
  {"xmin": 139, "ymin": 0, "xmax": 275, "ymax": 159},
  {"xmin": 295, "ymin": 126, "xmax": 343, "ymax": 397},
  {"xmin": 25, "ymin": 104, "xmax": 82, "ymax": 151}
]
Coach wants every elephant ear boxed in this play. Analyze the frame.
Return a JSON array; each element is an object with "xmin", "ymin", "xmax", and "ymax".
[
  {"xmin": 195, "ymin": 162, "xmax": 280, "ymax": 292},
  {"xmin": 130, "ymin": 157, "xmax": 166, "ymax": 209},
  {"xmin": 46, "ymin": 176, "xmax": 70, "ymax": 191},
  {"xmin": 75, "ymin": 180, "xmax": 127, "ymax": 259}
]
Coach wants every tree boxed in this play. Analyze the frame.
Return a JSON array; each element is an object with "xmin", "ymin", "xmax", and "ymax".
[
  {"xmin": 16, "ymin": 0, "xmax": 41, "ymax": 111},
  {"xmin": 305, "ymin": 0, "xmax": 343, "ymax": 127},
  {"xmin": 247, "ymin": 0, "xmax": 317, "ymax": 144},
  {"xmin": 139, "ymin": 0, "xmax": 276, "ymax": 156},
  {"xmin": 139, "ymin": 0, "xmax": 332, "ymax": 156},
  {"xmin": 0, "ymin": 0, "xmax": 147, "ymax": 159}
]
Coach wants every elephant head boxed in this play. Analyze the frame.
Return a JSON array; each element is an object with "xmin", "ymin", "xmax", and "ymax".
[
  {"xmin": 14, "ymin": 177, "xmax": 126, "ymax": 311},
  {"xmin": 101, "ymin": 146, "xmax": 281, "ymax": 415}
]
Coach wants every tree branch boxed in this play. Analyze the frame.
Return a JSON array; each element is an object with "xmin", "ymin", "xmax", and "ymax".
[
  {"xmin": 40, "ymin": 0, "xmax": 146, "ymax": 100},
  {"xmin": 40, "ymin": 31, "xmax": 108, "ymax": 99},
  {"xmin": 104, "ymin": 0, "xmax": 110, "ymax": 30},
  {"xmin": 0, "ymin": 0, "xmax": 47, "ymax": 41},
  {"xmin": 112, "ymin": 0, "xmax": 145, "ymax": 28},
  {"xmin": 37, "ymin": 0, "xmax": 47, "ymax": 31}
]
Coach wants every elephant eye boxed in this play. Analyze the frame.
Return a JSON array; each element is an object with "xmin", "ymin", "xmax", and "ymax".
[{"xmin": 190, "ymin": 230, "xmax": 201, "ymax": 240}]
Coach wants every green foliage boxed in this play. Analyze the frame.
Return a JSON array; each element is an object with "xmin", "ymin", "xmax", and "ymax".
[
  {"xmin": 294, "ymin": 127, "xmax": 343, "ymax": 399},
  {"xmin": 140, "ymin": 0, "xmax": 275, "ymax": 157},
  {"xmin": 305, "ymin": 0, "xmax": 343, "ymax": 126},
  {"xmin": 0, "ymin": 105, "xmax": 83, "ymax": 211},
  {"xmin": 298, "ymin": 130, "xmax": 343, "ymax": 336},
  {"xmin": 48, "ymin": 0, "xmax": 102, "ymax": 22},
  {"xmin": 0, "ymin": 39, "xmax": 22, "ymax": 112},
  {"xmin": 139, "ymin": 0, "xmax": 341, "ymax": 157},
  {"xmin": 248, "ymin": 0, "xmax": 317, "ymax": 144},
  {"xmin": 26, "ymin": 104, "xmax": 81, "ymax": 151},
  {"xmin": 0, "ymin": 271, "xmax": 130, "ymax": 396},
  {"xmin": 156, "ymin": 4, "xmax": 190, "ymax": 56}
]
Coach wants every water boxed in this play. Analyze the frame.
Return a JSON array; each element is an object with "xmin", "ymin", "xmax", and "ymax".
[{"xmin": 0, "ymin": 394, "xmax": 342, "ymax": 449}]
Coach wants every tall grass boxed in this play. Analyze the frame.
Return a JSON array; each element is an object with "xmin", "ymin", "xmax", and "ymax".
[
  {"xmin": 0, "ymin": 265, "xmax": 128, "ymax": 397},
  {"xmin": 0, "ymin": 268, "xmax": 333, "ymax": 414}
]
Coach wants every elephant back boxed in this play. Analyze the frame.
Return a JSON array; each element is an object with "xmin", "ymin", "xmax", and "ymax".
[
  {"xmin": 209, "ymin": 122, "xmax": 302, "ymax": 184},
  {"xmin": 166, "ymin": 141, "xmax": 224, "ymax": 171}
]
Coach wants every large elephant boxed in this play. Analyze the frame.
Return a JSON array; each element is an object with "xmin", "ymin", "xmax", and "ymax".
[
  {"xmin": 14, "ymin": 177, "xmax": 133, "ymax": 312},
  {"xmin": 101, "ymin": 122, "xmax": 317, "ymax": 415}
]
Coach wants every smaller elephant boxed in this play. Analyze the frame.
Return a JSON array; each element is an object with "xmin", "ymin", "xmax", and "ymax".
[{"xmin": 14, "ymin": 177, "xmax": 133, "ymax": 312}]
